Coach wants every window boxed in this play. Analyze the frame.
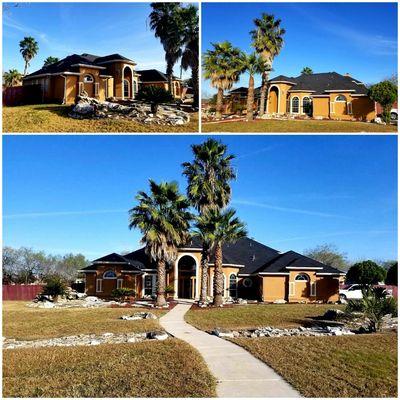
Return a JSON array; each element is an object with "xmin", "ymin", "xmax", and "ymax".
[
  {"xmin": 144, "ymin": 275, "xmax": 156, "ymax": 296},
  {"xmin": 310, "ymin": 282, "xmax": 316, "ymax": 296},
  {"xmin": 295, "ymin": 273, "xmax": 309, "ymax": 281},
  {"xmin": 117, "ymin": 278, "xmax": 123, "ymax": 289},
  {"xmin": 123, "ymin": 79, "xmax": 130, "ymax": 98},
  {"xmin": 291, "ymin": 97, "xmax": 299, "ymax": 113},
  {"xmin": 96, "ymin": 279, "xmax": 103, "ymax": 292},
  {"xmin": 302, "ymin": 97, "xmax": 312, "ymax": 115},
  {"xmin": 335, "ymin": 94, "xmax": 346, "ymax": 102},
  {"xmin": 229, "ymin": 274, "xmax": 237, "ymax": 298},
  {"xmin": 347, "ymin": 102, "xmax": 353, "ymax": 115},
  {"xmin": 83, "ymin": 74, "xmax": 94, "ymax": 83},
  {"xmin": 242, "ymin": 277, "xmax": 253, "ymax": 288},
  {"xmin": 103, "ymin": 270, "xmax": 117, "ymax": 279}
]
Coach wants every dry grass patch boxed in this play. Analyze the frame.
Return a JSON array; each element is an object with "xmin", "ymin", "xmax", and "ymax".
[
  {"xmin": 202, "ymin": 119, "xmax": 397, "ymax": 133},
  {"xmin": 232, "ymin": 333, "xmax": 397, "ymax": 397},
  {"xmin": 185, "ymin": 303, "xmax": 344, "ymax": 331},
  {"xmin": 3, "ymin": 104, "xmax": 199, "ymax": 133},
  {"xmin": 3, "ymin": 338, "xmax": 217, "ymax": 397},
  {"xmin": 3, "ymin": 301, "xmax": 165, "ymax": 340}
]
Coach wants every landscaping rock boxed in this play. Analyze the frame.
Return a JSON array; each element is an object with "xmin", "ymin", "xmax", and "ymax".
[
  {"xmin": 273, "ymin": 299, "xmax": 287, "ymax": 304},
  {"xmin": 120, "ymin": 312, "xmax": 157, "ymax": 320},
  {"xmin": 212, "ymin": 328, "xmax": 234, "ymax": 338},
  {"xmin": 147, "ymin": 331, "xmax": 169, "ymax": 341}
]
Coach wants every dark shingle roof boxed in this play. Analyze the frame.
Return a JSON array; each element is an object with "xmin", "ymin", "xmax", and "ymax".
[
  {"xmin": 137, "ymin": 69, "xmax": 179, "ymax": 83},
  {"xmin": 229, "ymin": 87, "xmax": 248, "ymax": 94},
  {"xmin": 267, "ymin": 72, "xmax": 368, "ymax": 95},
  {"xmin": 25, "ymin": 53, "xmax": 135, "ymax": 78}
]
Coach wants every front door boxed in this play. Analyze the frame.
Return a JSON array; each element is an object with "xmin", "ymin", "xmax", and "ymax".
[{"xmin": 177, "ymin": 255, "xmax": 197, "ymax": 299}]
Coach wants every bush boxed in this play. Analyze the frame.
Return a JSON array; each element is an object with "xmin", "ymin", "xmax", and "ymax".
[
  {"xmin": 346, "ymin": 286, "xmax": 397, "ymax": 332},
  {"xmin": 165, "ymin": 285, "xmax": 175, "ymax": 296},
  {"xmin": 385, "ymin": 262, "xmax": 398, "ymax": 285},
  {"xmin": 111, "ymin": 287, "xmax": 136, "ymax": 301},
  {"xmin": 368, "ymin": 81, "xmax": 397, "ymax": 124},
  {"xmin": 41, "ymin": 275, "xmax": 67, "ymax": 302},
  {"xmin": 136, "ymin": 86, "xmax": 173, "ymax": 114}
]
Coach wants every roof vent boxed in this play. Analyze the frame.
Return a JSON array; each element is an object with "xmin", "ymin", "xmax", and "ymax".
[
  {"xmin": 345, "ymin": 72, "xmax": 351, "ymax": 77},
  {"xmin": 251, "ymin": 254, "xmax": 256, "ymax": 262}
]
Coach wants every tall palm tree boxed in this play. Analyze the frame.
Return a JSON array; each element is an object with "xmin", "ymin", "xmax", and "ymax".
[
  {"xmin": 207, "ymin": 208, "xmax": 247, "ymax": 307},
  {"xmin": 181, "ymin": 5, "xmax": 199, "ymax": 107},
  {"xmin": 3, "ymin": 69, "xmax": 23, "ymax": 87},
  {"xmin": 149, "ymin": 2, "xmax": 183, "ymax": 94},
  {"xmin": 241, "ymin": 52, "xmax": 264, "ymax": 120},
  {"xmin": 250, "ymin": 14, "xmax": 285, "ymax": 116},
  {"xmin": 301, "ymin": 67, "xmax": 313, "ymax": 75},
  {"xmin": 203, "ymin": 41, "xmax": 244, "ymax": 119},
  {"xmin": 43, "ymin": 56, "xmax": 59, "ymax": 67},
  {"xmin": 19, "ymin": 36, "xmax": 39, "ymax": 76},
  {"xmin": 182, "ymin": 139, "xmax": 236, "ymax": 303},
  {"xmin": 129, "ymin": 180, "xmax": 192, "ymax": 307}
]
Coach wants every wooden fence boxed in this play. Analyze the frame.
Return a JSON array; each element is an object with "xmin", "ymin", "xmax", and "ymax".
[
  {"xmin": 3, "ymin": 85, "xmax": 43, "ymax": 106},
  {"xmin": 3, "ymin": 284, "xmax": 43, "ymax": 300}
]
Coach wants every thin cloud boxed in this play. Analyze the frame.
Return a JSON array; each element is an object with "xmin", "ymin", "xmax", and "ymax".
[
  {"xmin": 232, "ymin": 199, "xmax": 348, "ymax": 219},
  {"xmin": 4, "ymin": 209, "xmax": 127, "ymax": 219},
  {"xmin": 236, "ymin": 145, "xmax": 280, "ymax": 160}
]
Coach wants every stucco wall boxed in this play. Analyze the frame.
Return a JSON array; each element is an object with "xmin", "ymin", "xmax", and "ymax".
[
  {"xmin": 316, "ymin": 277, "xmax": 340, "ymax": 302},
  {"xmin": 312, "ymin": 97, "xmax": 330, "ymax": 118},
  {"xmin": 261, "ymin": 275, "xmax": 288, "ymax": 302},
  {"xmin": 352, "ymin": 96, "xmax": 376, "ymax": 121}
]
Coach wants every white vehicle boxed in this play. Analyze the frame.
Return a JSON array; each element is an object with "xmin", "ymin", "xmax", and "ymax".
[
  {"xmin": 339, "ymin": 284, "xmax": 363, "ymax": 302},
  {"xmin": 390, "ymin": 108, "xmax": 398, "ymax": 121}
]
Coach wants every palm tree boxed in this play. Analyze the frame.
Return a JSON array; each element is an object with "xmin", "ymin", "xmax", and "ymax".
[
  {"xmin": 203, "ymin": 41, "xmax": 244, "ymax": 119},
  {"xmin": 149, "ymin": 2, "xmax": 183, "ymax": 94},
  {"xmin": 250, "ymin": 14, "xmax": 285, "ymax": 116},
  {"xmin": 181, "ymin": 5, "xmax": 199, "ymax": 107},
  {"xmin": 182, "ymin": 139, "xmax": 236, "ymax": 303},
  {"xmin": 207, "ymin": 208, "xmax": 247, "ymax": 307},
  {"xmin": 241, "ymin": 52, "xmax": 264, "ymax": 120},
  {"xmin": 301, "ymin": 67, "xmax": 313, "ymax": 75},
  {"xmin": 19, "ymin": 36, "xmax": 39, "ymax": 75},
  {"xmin": 43, "ymin": 56, "xmax": 59, "ymax": 67},
  {"xmin": 129, "ymin": 180, "xmax": 192, "ymax": 307},
  {"xmin": 3, "ymin": 69, "xmax": 23, "ymax": 87}
]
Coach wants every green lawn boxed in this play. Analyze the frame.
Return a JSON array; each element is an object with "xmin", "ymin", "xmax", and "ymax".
[
  {"xmin": 3, "ymin": 301, "xmax": 166, "ymax": 340},
  {"xmin": 185, "ymin": 303, "xmax": 344, "ymax": 331},
  {"xmin": 232, "ymin": 333, "xmax": 397, "ymax": 397},
  {"xmin": 3, "ymin": 104, "xmax": 199, "ymax": 133},
  {"xmin": 202, "ymin": 118, "xmax": 397, "ymax": 133},
  {"xmin": 3, "ymin": 339, "xmax": 217, "ymax": 397}
]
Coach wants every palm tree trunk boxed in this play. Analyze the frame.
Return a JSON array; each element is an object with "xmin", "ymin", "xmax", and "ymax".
[
  {"xmin": 213, "ymin": 242, "xmax": 224, "ymax": 306},
  {"xmin": 199, "ymin": 244, "xmax": 210, "ymax": 304},
  {"xmin": 192, "ymin": 63, "xmax": 199, "ymax": 108},
  {"xmin": 259, "ymin": 73, "xmax": 267, "ymax": 116},
  {"xmin": 23, "ymin": 62, "xmax": 28, "ymax": 76},
  {"xmin": 156, "ymin": 259, "xmax": 167, "ymax": 307},
  {"xmin": 216, "ymin": 87, "xmax": 224, "ymax": 119},
  {"xmin": 166, "ymin": 61, "xmax": 173, "ymax": 94},
  {"xmin": 247, "ymin": 74, "xmax": 255, "ymax": 120}
]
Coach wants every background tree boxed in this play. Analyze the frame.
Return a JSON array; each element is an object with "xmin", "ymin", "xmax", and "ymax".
[
  {"xmin": 301, "ymin": 67, "xmax": 313, "ymax": 75},
  {"xmin": 149, "ymin": 2, "xmax": 183, "ymax": 94},
  {"xmin": 304, "ymin": 243, "xmax": 348, "ymax": 270},
  {"xmin": 3, "ymin": 69, "xmax": 23, "ymax": 87},
  {"xmin": 385, "ymin": 262, "xmax": 397, "ymax": 286},
  {"xmin": 250, "ymin": 13, "xmax": 285, "ymax": 116},
  {"xmin": 19, "ymin": 36, "xmax": 39, "ymax": 75},
  {"xmin": 203, "ymin": 41, "xmax": 244, "ymax": 119},
  {"xmin": 206, "ymin": 208, "xmax": 247, "ymax": 306},
  {"xmin": 43, "ymin": 56, "xmax": 59, "ymax": 67},
  {"xmin": 346, "ymin": 260, "xmax": 387, "ymax": 286},
  {"xmin": 368, "ymin": 80, "xmax": 397, "ymax": 123},
  {"xmin": 181, "ymin": 4, "xmax": 199, "ymax": 108},
  {"xmin": 241, "ymin": 52, "xmax": 264, "ymax": 120},
  {"xmin": 129, "ymin": 180, "xmax": 192, "ymax": 307},
  {"xmin": 182, "ymin": 139, "xmax": 236, "ymax": 303}
]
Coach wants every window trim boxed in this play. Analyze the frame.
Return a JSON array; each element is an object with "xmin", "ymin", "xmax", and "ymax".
[
  {"xmin": 103, "ymin": 270, "xmax": 117, "ymax": 279},
  {"xmin": 83, "ymin": 74, "xmax": 94, "ymax": 83},
  {"xmin": 294, "ymin": 273, "xmax": 309, "ymax": 282},
  {"xmin": 335, "ymin": 94, "xmax": 347, "ymax": 102},
  {"xmin": 310, "ymin": 282, "xmax": 316, "ymax": 296},
  {"xmin": 291, "ymin": 96, "xmax": 300, "ymax": 114},
  {"xmin": 347, "ymin": 101, "xmax": 353, "ymax": 115},
  {"xmin": 123, "ymin": 79, "xmax": 130, "ymax": 98},
  {"xmin": 117, "ymin": 278, "xmax": 123, "ymax": 289},
  {"xmin": 96, "ymin": 278, "xmax": 103, "ymax": 292},
  {"xmin": 229, "ymin": 273, "xmax": 237, "ymax": 298}
]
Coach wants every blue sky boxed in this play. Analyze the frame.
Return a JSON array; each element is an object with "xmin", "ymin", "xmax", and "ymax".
[
  {"xmin": 3, "ymin": 2, "xmax": 192, "ymax": 78},
  {"xmin": 3, "ymin": 135, "xmax": 397, "ymax": 263},
  {"xmin": 202, "ymin": 2, "xmax": 398, "ymax": 97}
]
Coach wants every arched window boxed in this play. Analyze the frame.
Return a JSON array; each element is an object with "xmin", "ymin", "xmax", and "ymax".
[
  {"xmin": 229, "ymin": 273, "xmax": 237, "ymax": 298},
  {"xmin": 83, "ymin": 74, "xmax": 94, "ymax": 83},
  {"xmin": 123, "ymin": 79, "xmax": 130, "ymax": 98},
  {"xmin": 302, "ymin": 97, "xmax": 312, "ymax": 115},
  {"xmin": 295, "ymin": 273, "xmax": 309, "ymax": 281},
  {"xmin": 335, "ymin": 95, "xmax": 346, "ymax": 102},
  {"xmin": 291, "ymin": 96, "xmax": 299, "ymax": 113},
  {"xmin": 103, "ymin": 270, "xmax": 117, "ymax": 279}
]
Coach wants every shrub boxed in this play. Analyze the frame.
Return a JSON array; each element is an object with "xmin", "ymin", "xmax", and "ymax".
[
  {"xmin": 165, "ymin": 285, "xmax": 175, "ymax": 296},
  {"xmin": 111, "ymin": 287, "xmax": 136, "ymax": 301},
  {"xmin": 368, "ymin": 80, "xmax": 397, "ymax": 124},
  {"xmin": 136, "ymin": 86, "xmax": 174, "ymax": 114},
  {"xmin": 385, "ymin": 262, "xmax": 398, "ymax": 286},
  {"xmin": 41, "ymin": 275, "xmax": 67, "ymax": 302},
  {"xmin": 346, "ymin": 286, "xmax": 397, "ymax": 332}
]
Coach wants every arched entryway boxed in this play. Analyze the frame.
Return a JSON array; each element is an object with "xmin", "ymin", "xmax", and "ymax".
[
  {"xmin": 177, "ymin": 255, "xmax": 196, "ymax": 299},
  {"xmin": 123, "ymin": 66, "xmax": 133, "ymax": 99},
  {"xmin": 267, "ymin": 86, "xmax": 279, "ymax": 114}
]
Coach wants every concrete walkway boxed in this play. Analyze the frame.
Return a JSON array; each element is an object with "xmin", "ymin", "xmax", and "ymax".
[{"xmin": 160, "ymin": 303, "xmax": 300, "ymax": 398}]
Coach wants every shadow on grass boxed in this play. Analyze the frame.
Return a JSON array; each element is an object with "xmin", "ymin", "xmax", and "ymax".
[{"xmin": 30, "ymin": 104, "xmax": 72, "ymax": 117}]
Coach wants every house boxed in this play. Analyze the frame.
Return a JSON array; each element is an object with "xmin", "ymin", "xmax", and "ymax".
[
  {"xmin": 23, "ymin": 53, "xmax": 140, "ymax": 104},
  {"xmin": 137, "ymin": 69, "xmax": 182, "ymax": 99},
  {"xmin": 81, "ymin": 237, "xmax": 344, "ymax": 303},
  {"xmin": 225, "ymin": 72, "xmax": 376, "ymax": 121}
]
